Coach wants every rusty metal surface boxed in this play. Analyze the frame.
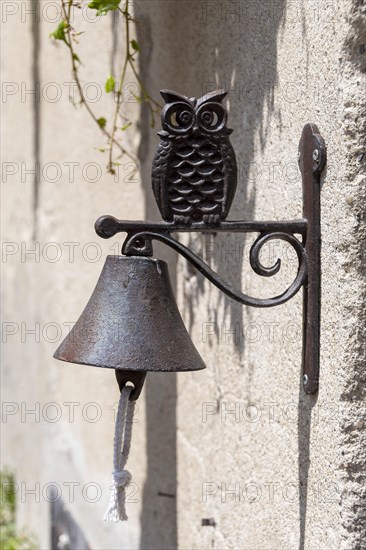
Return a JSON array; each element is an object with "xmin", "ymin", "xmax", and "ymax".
[
  {"xmin": 95, "ymin": 217, "xmax": 307, "ymax": 239},
  {"xmin": 54, "ymin": 256, "xmax": 206, "ymax": 378},
  {"xmin": 93, "ymin": 114, "xmax": 327, "ymax": 394},
  {"xmin": 94, "ymin": 91, "xmax": 310, "ymax": 311},
  {"xmin": 299, "ymin": 123, "xmax": 326, "ymax": 394},
  {"xmin": 152, "ymin": 89, "xmax": 237, "ymax": 225},
  {"xmin": 125, "ymin": 230, "xmax": 307, "ymax": 308},
  {"xmin": 55, "ymin": 88, "xmax": 327, "ymax": 397},
  {"xmin": 115, "ymin": 371, "xmax": 147, "ymax": 401}
]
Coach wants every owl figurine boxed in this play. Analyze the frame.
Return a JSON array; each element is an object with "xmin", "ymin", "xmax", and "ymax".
[{"xmin": 152, "ymin": 89, "xmax": 237, "ymax": 225}]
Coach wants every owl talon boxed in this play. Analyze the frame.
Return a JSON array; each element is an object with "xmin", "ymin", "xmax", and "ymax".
[
  {"xmin": 203, "ymin": 214, "xmax": 221, "ymax": 226},
  {"xmin": 173, "ymin": 215, "xmax": 191, "ymax": 227}
]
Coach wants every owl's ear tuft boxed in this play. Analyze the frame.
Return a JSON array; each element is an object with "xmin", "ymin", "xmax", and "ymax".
[
  {"xmin": 160, "ymin": 89, "xmax": 192, "ymax": 105},
  {"xmin": 197, "ymin": 90, "xmax": 227, "ymax": 106}
]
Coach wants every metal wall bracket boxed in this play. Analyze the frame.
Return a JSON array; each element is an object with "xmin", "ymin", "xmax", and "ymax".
[
  {"xmin": 299, "ymin": 123, "xmax": 326, "ymax": 394},
  {"xmin": 95, "ymin": 91, "xmax": 326, "ymax": 394}
]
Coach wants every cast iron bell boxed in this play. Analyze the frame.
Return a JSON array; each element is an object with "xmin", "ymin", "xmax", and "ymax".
[{"xmin": 54, "ymin": 255, "xmax": 206, "ymax": 399}]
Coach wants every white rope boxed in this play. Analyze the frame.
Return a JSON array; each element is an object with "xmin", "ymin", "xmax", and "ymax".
[{"xmin": 104, "ymin": 384, "xmax": 135, "ymax": 522}]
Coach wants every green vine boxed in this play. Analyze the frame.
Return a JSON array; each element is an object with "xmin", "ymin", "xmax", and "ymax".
[
  {"xmin": 50, "ymin": 0, "xmax": 160, "ymax": 174},
  {"xmin": 0, "ymin": 470, "xmax": 37, "ymax": 550}
]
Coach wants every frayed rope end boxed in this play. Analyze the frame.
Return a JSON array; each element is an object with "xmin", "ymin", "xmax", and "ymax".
[
  {"xmin": 104, "ymin": 470, "xmax": 132, "ymax": 522},
  {"xmin": 104, "ymin": 385, "xmax": 135, "ymax": 523}
]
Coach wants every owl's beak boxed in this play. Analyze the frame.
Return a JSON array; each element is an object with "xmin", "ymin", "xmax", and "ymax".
[
  {"xmin": 157, "ymin": 130, "xmax": 170, "ymax": 138},
  {"xmin": 192, "ymin": 125, "xmax": 200, "ymax": 136}
]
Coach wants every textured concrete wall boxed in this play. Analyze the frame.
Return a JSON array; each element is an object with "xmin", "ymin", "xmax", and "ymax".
[
  {"xmin": 137, "ymin": 0, "xmax": 366, "ymax": 549},
  {"xmin": 2, "ymin": 3, "xmax": 148, "ymax": 549},
  {"xmin": 2, "ymin": 1, "xmax": 365, "ymax": 549}
]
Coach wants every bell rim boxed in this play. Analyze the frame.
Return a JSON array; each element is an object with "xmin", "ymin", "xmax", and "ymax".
[{"xmin": 53, "ymin": 352, "xmax": 206, "ymax": 372}]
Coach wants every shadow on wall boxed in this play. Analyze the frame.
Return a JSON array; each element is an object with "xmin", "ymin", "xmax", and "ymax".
[
  {"xmin": 133, "ymin": 2, "xmax": 311, "ymax": 550},
  {"xmin": 50, "ymin": 494, "xmax": 91, "ymax": 550}
]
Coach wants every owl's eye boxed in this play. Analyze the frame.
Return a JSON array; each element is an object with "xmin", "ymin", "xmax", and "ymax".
[
  {"xmin": 171, "ymin": 110, "xmax": 193, "ymax": 127},
  {"xmin": 200, "ymin": 110, "xmax": 217, "ymax": 127},
  {"xmin": 196, "ymin": 102, "xmax": 227, "ymax": 132},
  {"xmin": 162, "ymin": 102, "xmax": 195, "ymax": 134}
]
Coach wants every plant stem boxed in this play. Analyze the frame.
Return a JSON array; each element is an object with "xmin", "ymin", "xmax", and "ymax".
[
  {"xmin": 61, "ymin": 0, "xmax": 135, "ymax": 165},
  {"xmin": 56, "ymin": 0, "xmax": 161, "ymax": 173},
  {"xmin": 108, "ymin": 0, "xmax": 131, "ymax": 172}
]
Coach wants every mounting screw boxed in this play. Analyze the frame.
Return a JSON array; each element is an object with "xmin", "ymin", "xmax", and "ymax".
[
  {"xmin": 312, "ymin": 149, "xmax": 319, "ymax": 162},
  {"xmin": 303, "ymin": 374, "xmax": 308, "ymax": 386}
]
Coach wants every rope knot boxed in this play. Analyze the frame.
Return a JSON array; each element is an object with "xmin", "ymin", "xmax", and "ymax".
[
  {"xmin": 113, "ymin": 470, "xmax": 131, "ymax": 488},
  {"xmin": 104, "ymin": 385, "xmax": 135, "ymax": 522}
]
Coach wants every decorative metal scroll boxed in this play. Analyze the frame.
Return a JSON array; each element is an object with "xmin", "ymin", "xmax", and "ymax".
[
  {"xmin": 95, "ymin": 218, "xmax": 307, "ymax": 308},
  {"xmin": 95, "ymin": 89, "xmax": 326, "ymax": 394}
]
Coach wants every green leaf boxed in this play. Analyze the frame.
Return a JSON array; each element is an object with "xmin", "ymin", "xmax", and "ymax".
[
  {"xmin": 97, "ymin": 117, "xmax": 107, "ymax": 128},
  {"xmin": 49, "ymin": 20, "xmax": 68, "ymax": 42},
  {"xmin": 105, "ymin": 74, "xmax": 115, "ymax": 93},
  {"xmin": 87, "ymin": 0, "xmax": 121, "ymax": 16},
  {"xmin": 0, "ymin": 470, "xmax": 38, "ymax": 549},
  {"xmin": 130, "ymin": 39, "xmax": 140, "ymax": 52},
  {"xmin": 73, "ymin": 53, "xmax": 80, "ymax": 63},
  {"xmin": 121, "ymin": 122, "xmax": 132, "ymax": 131}
]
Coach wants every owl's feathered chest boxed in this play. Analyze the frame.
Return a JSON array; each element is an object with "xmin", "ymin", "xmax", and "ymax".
[
  {"xmin": 165, "ymin": 135, "xmax": 226, "ymax": 219},
  {"xmin": 169, "ymin": 135, "xmax": 224, "ymax": 182}
]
